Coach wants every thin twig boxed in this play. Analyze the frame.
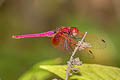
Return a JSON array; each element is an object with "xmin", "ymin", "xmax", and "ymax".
[{"xmin": 65, "ymin": 32, "xmax": 87, "ymax": 80}]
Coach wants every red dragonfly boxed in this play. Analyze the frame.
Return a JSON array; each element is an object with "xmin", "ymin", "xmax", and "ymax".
[{"xmin": 12, "ymin": 26, "xmax": 106, "ymax": 57}]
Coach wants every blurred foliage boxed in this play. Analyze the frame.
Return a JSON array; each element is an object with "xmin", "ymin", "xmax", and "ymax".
[
  {"xmin": 0, "ymin": 0, "xmax": 120, "ymax": 80},
  {"xmin": 19, "ymin": 58, "xmax": 62, "ymax": 80}
]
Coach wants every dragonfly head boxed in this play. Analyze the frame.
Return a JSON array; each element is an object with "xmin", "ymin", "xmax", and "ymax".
[{"xmin": 71, "ymin": 27, "xmax": 79, "ymax": 36}]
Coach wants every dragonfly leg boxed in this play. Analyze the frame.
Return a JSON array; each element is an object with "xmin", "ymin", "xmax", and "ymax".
[
  {"xmin": 64, "ymin": 39, "xmax": 74, "ymax": 52},
  {"xmin": 64, "ymin": 39, "xmax": 68, "ymax": 50}
]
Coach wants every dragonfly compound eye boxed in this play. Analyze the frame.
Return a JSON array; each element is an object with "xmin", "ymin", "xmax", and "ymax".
[{"xmin": 71, "ymin": 27, "xmax": 79, "ymax": 36}]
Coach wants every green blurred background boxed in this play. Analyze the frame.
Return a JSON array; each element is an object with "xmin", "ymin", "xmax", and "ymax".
[{"xmin": 0, "ymin": 0, "xmax": 120, "ymax": 80}]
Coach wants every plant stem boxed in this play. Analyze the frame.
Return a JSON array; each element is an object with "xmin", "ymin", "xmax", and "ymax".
[{"xmin": 65, "ymin": 32, "xmax": 87, "ymax": 80}]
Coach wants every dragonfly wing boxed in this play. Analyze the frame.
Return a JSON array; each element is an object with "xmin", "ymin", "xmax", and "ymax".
[
  {"xmin": 77, "ymin": 32, "xmax": 106, "ymax": 49},
  {"xmin": 51, "ymin": 33, "xmax": 75, "ymax": 52},
  {"xmin": 52, "ymin": 33, "xmax": 61, "ymax": 46},
  {"xmin": 76, "ymin": 48, "xmax": 95, "ymax": 59},
  {"xmin": 52, "ymin": 33, "xmax": 67, "ymax": 51},
  {"xmin": 52, "ymin": 33, "xmax": 95, "ymax": 59},
  {"xmin": 62, "ymin": 34, "xmax": 95, "ymax": 59}
]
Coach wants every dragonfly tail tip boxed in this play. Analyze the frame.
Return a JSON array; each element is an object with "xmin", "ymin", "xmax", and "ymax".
[{"xmin": 12, "ymin": 35, "xmax": 21, "ymax": 39}]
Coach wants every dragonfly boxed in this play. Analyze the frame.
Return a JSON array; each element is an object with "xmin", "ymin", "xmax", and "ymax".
[{"xmin": 12, "ymin": 26, "xmax": 106, "ymax": 57}]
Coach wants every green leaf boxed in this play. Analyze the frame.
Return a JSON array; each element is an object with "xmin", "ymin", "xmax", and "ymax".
[{"xmin": 40, "ymin": 64, "xmax": 120, "ymax": 80}]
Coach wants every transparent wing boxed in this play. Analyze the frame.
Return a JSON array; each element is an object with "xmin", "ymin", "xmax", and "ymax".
[
  {"xmin": 63, "ymin": 34, "xmax": 95, "ymax": 59},
  {"xmin": 51, "ymin": 33, "xmax": 75, "ymax": 52},
  {"xmin": 76, "ymin": 32, "xmax": 106, "ymax": 49},
  {"xmin": 75, "ymin": 48, "xmax": 95, "ymax": 59},
  {"xmin": 52, "ymin": 33, "xmax": 65, "ymax": 50},
  {"xmin": 52, "ymin": 32, "xmax": 96, "ymax": 59}
]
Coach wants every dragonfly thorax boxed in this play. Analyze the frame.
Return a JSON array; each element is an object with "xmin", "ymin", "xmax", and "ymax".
[
  {"xmin": 56, "ymin": 27, "xmax": 71, "ymax": 35},
  {"xmin": 55, "ymin": 27, "xmax": 79, "ymax": 37}
]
